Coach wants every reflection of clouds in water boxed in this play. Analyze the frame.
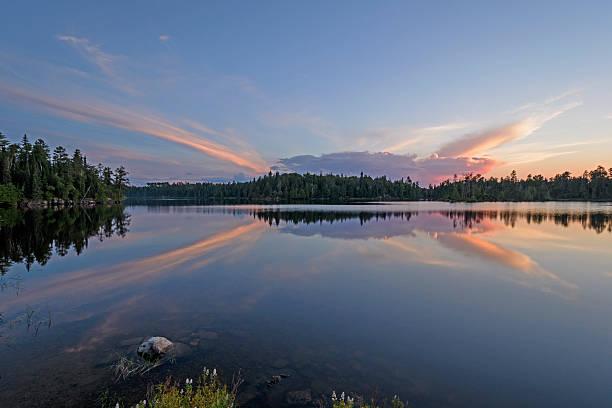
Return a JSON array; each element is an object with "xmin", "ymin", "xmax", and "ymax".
[
  {"xmin": 381, "ymin": 238, "xmax": 463, "ymax": 268},
  {"xmin": 64, "ymin": 294, "xmax": 147, "ymax": 353},
  {"xmin": 3, "ymin": 221, "xmax": 266, "ymax": 310},
  {"xmin": 436, "ymin": 232, "xmax": 578, "ymax": 298},
  {"xmin": 262, "ymin": 210, "xmax": 579, "ymax": 298}
]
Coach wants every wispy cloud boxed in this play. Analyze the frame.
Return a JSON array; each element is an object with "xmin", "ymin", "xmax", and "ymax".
[
  {"xmin": 260, "ymin": 109, "xmax": 340, "ymax": 144},
  {"xmin": 183, "ymin": 119, "xmax": 224, "ymax": 138},
  {"xmin": 380, "ymin": 122, "xmax": 472, "ymax": 154},
  {"xmin": 274, "ymin": 87, "xmax": 584, "ymax": 183},
  {"xmin": 56, "ymin": 35, "xmax": 116, "ymax": 76},
  {"xmin": 437, "ymin": 101, "xmax": 582, "ymax": 158},
  {"xmin": 509, "ymin": 87, "xmax": 584, "ymax": 114},
  {"xmin": 56, "ymin": 35, "xmax": 137, "ymax": 94},
  {"xmin": 490, "ymin": 139, "xmax": 606, "ymax": 167},
  {"xmin": 437, "ymin": 121, "xmax": 534, "ymax": 158},
  {"xmin": 0, "ymin": 82, "xmax": 268, "ymax": 174}
]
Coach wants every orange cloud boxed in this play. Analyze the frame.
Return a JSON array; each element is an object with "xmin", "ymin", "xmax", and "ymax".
[
  {"xmin": 437, "ymin": 121, "xmax": 534, "ymax": 158},
  {"xmin": 437, "ymin": 101, "xmax": 581, "ymax": 158},
  {"xmin": 0, "ymin": 82, "xmax": 269, "ymax": 174}
]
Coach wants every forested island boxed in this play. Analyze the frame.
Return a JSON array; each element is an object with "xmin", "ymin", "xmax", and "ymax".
[
  {"xmin": 0, "ymin": 133, "xmax": 128, "ymax": 207},
  {"xmin": 128, "ymin": 166, "xmax": 612, "ymax": 202}
]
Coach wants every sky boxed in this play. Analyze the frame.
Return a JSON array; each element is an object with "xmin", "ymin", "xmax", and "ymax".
[{"xmin": 0, "ymin": 1, "xmax": 611, "ymax": 185}]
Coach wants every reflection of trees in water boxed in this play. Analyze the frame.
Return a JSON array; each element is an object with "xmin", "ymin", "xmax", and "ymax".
[
  {"xmin": 252, "ymin": 210, "xmax": 414, "ymax": 226},
  {"xmin": 0, "ymin": 206, "xmax": 130, "ymax": 274},
  {"xmin": 444, "ymin": 210, "xmax": 612, "ymax": 234},
  {"xmin": 249, "ymin": 209, "xmax": 612, "ymax": 233}
]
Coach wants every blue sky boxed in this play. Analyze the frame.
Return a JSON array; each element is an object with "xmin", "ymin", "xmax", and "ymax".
[{"xmin": 1, "ymin": 1, "xmax": 611, "ymax": 184}]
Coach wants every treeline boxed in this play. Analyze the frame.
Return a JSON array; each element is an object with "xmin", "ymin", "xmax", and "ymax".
[
  {"xmin": 127, "ymin": 166, "xmax": 612, "ymax": 202},
  {"xmin": 128, "ymin": 172, "xmax": 422, "ymax": 201},
  {"xmin": 0, "ymin": 132, "xmax": 128, "ymax": 206},
  {"xmin": 425, "ymin": 168, "xmax": 612, "ymax": 201}
]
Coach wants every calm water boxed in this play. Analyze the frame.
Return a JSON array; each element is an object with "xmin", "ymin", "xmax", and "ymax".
[{"xmin": 1, "ymin": 202, "xmax": 612, "ymax": 407}]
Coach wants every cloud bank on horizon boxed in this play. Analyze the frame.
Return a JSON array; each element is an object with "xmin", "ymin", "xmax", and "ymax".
[
  {"xmin": 274, "ymin": 152, "xmax": 496, "ymax": 185},
  {"xmin": 275, "ymin": 100, "xmax": 582, "ymax": 185},
  {"xmin": 0, "ymin": 2, "xmax": 610, "ymax": 184}
]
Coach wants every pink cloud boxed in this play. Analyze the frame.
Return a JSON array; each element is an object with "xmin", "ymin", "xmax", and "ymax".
[
  {"xmin": 274, "ymin": 151, "xmax": 496, "ymax": 185},
  {"xmin": 437, "ymin": 121, "xmax": 532, "ymax": 158},
  {"xmin": 0, "ymin": 82, "xmax": 269, "ymax": 174}
]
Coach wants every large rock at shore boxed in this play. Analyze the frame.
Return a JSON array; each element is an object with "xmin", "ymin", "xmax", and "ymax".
[{"xmin": 137, "ymin": 336, "xmax": 173, "ymax": 360}]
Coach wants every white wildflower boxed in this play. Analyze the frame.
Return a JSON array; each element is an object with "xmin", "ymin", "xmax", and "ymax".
[
  {"xmin": 115, "ymin": 404, "xmax": 120, "ymax": 408},
  {"xmin": 332, "ymin": 391, "xmax": 337, "ymax": 401},
  {"xmin": 212, "ymin": 368, "xmax": 217, "ymax": 376},
  {"xmin": 341, "ymin": 392, "xmax": 345, "ymax": 401}
]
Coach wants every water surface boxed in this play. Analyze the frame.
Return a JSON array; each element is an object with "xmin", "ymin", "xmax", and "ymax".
[{"xmin": 1, "ymin": 202, "xmax": 611, "ymax": 407}]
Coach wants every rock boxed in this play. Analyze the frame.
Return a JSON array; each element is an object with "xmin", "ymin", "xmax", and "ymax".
[
  {"xmin": 286, "ymin": 389, "xmax": 312, "ymax": 405},
  {"xmin": 137, "ymin": 336, "xmax": 173, "ymax": 360},
  {"xmin": 266, "ymin": 374, "xmax": 290, "ymax": 388},
  {"xmin": 267, "ymin": 375, "xmax": 282, "ymax": 387}
]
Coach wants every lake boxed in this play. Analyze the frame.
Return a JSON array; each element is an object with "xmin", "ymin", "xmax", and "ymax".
[{"xmin": 1, "ymin": 202, "xmax": 611, "ymax": 407}]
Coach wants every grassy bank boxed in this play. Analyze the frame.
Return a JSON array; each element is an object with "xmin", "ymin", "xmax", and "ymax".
[{"xmin": 107, "ymin": 367, "xmax": 409, "ymax": 408}]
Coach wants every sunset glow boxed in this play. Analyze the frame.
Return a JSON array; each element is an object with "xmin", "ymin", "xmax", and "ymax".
[{"xmin": 1, "ymin": 2, "xmax": 610, "ymax": 184}]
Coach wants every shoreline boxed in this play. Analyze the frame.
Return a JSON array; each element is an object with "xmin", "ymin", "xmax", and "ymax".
[
  {"xmin": 12, "ymin": 198, "xmax": 122, "ymax": 209},
  {"xmin": 124, "ymin": 196, "xmax": 612, "ymax": 204}
]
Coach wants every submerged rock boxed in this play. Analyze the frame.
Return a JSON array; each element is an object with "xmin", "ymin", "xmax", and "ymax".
[
  {"xmin": 286, "ymin": 389, "xmax": 312, "ymax": 405},
  {"xmin": 137, "ymin": 336, "xmax": 173, "ymax": 360},
  {"xmin": 266, "ymin": 373, "xmax": 290, "ymax": 387}
]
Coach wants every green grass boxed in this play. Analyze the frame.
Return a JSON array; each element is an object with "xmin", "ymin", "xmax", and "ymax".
[
  {"xmin": 332, "ymin": 391, "xmax": 410, "ymax": 408},
  {"xmin": 109, "ymin": 366, "xmax": 408, "ymax": 408},
  {"xmin": 132, "ymin": 368, "xmax": 239, "ymax": 408}
]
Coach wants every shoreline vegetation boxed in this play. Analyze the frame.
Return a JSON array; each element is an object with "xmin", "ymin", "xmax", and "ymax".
[
  {"xmin": 0, "ymin": 133, "xmax": 128, "ymax": 208},
  {"xmin": 106, "ymin": 367, "xmax": 407, "ymax": 408},
  {"xmin": 127, "ymin": 166, "xmax": 612, "ymax": 203}
]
